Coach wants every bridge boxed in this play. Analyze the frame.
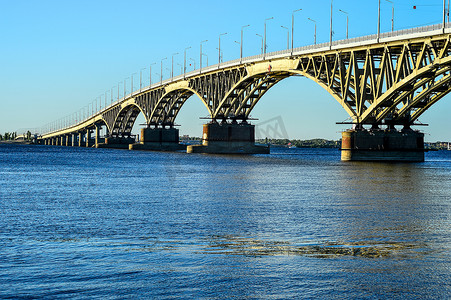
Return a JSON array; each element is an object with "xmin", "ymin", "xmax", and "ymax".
[{"xmin": 38, "ymin": 22, "xmax": 451, "ymax": 161}]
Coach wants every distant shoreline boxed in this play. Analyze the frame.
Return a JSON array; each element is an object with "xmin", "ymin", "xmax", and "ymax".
[{"xmin": 0, "ymin": 140, "xmax": 33, "ymax": 145}]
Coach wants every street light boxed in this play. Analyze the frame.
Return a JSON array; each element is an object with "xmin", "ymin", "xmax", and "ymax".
[
  {"xmin": 241, "ymin": 24, "xmax": 250, "ymax": 63},
  {"xmin": 308, "ymin": 18, "xmax": 317, "ymax": 44},
  {"xmin": 124, "ymin": 77, "xmax": 129, "ymax": 98},
  {"xmin": 111, "ymin": 86, "xmax": 115, "ymax": 105},
  {"xmin": 131, "ymin": 72, "xmax": 137, "ymax": 96},
  {"xmin": 200, "ymin": 40, "xmax": 208, "ymax": 73},
  {"xmin": 446, "ymin": 0, "xmax": 450, "ymax": 22},
  {"xmin": 292, "ymin": 9, "xmax": 302, "ymax": 54},
  {"xmin": 218, "ymin": 33, "xmax": 227, "ymax": 67},
  {"xmin": 160, "ymin": 57, "xmax": 167, "ymax": 84},
  {"xmin": 184, "ymin": 47, "xmax": 191, "ymax": 78},
  {"xmin": 149, "ymin": 62, "xmax": 156, "ymax": 86},
  {"xmin": 264, "ymin": 17, "xmax": 273, "ymax": 59},
  {"xmin": 216, "ymin": 47, "xmax": 223, "ymax": 63},
  {"xmin": 256, "ymin": 33, "xmax": 263, "ymax": 54},
  {"xmin": 177, "ymin": 63, "xmax": 183, "ymax": 74},
  {"xmin": 338, "ymin": 9, "xmax": 349, "ymax": 39},
  {"xmin": 140, "ymin": 68, "xmax": 146, "ymax": 92},
  {"xmin": 330, "ymin": 0, "xmax": 334, "ymax": 48},
  {"xmin": 202, "ymin": 53, "xmax": 208, "ymax": 66},
  {"xmin": 171, "ymin": 52, "xmax": 179, "ymax": 80},
  {"xmin": 281, "ymin": 26, "xmax": 289, "ymax": 50},
  {"xmin": 117, "ymin": 82, "xmax": 121, "ymax": 101},
  {"xmin": 385, "ymin": 0, "xmax": 394, "ymax": 31},
  {"xmin": 377, "ymin": 0, "xmax": 381, "ymax": 41},
  {"xmin": 444, "ymin": 0, "xmax": 447, "ymax": 31}
]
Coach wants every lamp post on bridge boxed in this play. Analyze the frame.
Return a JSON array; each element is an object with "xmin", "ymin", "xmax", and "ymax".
[
  {"xmin": 111, "ymin": 86, "xmax": 115, "ymax": 105},
  {"xmin": 131, "ymin": 72, "xmax": 137, "ymax": 96},
  {"xmin": 184, "ymin": 47, "xmax": 191, "ymax": 78},
  {"xmin": 189, "ymin": 58, "xmax": 195, "ymax": 70},
  {"xmin": 171, "ymin": 52, "xmax": 179, "ymax": 80},
  {"xmin": 149, "ymin": 62, "xmax": 156, "ymax": 87},
  {"xmin": 385, "ymin": 0, "xmax": 394, "ymax": 31},
  {"xmin": 256, "ymin": 34, "xmax": 263, "ymax": 54},
  {"xmin": 264, "ymin": 17, "xmax": 273, "ymax": 59},
  {"xmin": 444, "ymin": 0, "xmax": 447, "ymax": 31},
  {"xmin": 124, "ymin": 77, "xmax": 129, "ymax": 98},
  {"xmin": 202, "ymin": 53, "xmax": 208, "ymax": 67},
  {"xmin": 218, "ymin": 33, "xmax": 227, "ymax": 68},
  {"xmin": 234, "ymin": 40, "xmax": 240, "ymax": 56},
  {"xmin": 377, "ymin": 0, "xmax": 381, "ymax": 41},
  {"xmin": 160, "ymin": 57, "xmax": 167, "ymax": 85},
  {"xmin": 330, "ymin": 0, "xmax": 333, "ymax": 48},
  {"xmin": 241, "ymin": 24, "xmax": 250, "ymax": 63},
  {"xmin": 216, "ymin": 48, "xmax": 223, "ymax": 63},
  {"xmin": 338, "ymin": 9, "xmax": 349, "ymax": 39},
  {"xmin": 308, "ymin": 18, "xmax": 317, "ymax": 44},
  {"xmin": 176, "ymin": 63, "xmax": 182, "ymax": 74},
  {"xmin": 292, "ymin": 9, "xmax": 302, "ymax": 55},
  {"xmin": 140, "ymin": 68, "xmax": 146, "ymax": 92},
  {"xmin": 200, "ymin": 40, "xmax": 208, "ymax": 73},
  {"xmin": 281, "ymin": 25, "xmax": 289, "ymax": 50},
  {"xmin": 117, "ymin": 82, "xmax": 121, "ymax": 101}
]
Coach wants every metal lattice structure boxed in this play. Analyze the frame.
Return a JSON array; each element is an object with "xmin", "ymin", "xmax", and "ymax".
[{"xmin": 40, "ymin": 23, "xmax": 451, "ymax": 139}]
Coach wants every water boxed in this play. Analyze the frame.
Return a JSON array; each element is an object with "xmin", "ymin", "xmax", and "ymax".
[{"xmin": 0, "ymin": 143, "xmax": 450, "ymax": 299}]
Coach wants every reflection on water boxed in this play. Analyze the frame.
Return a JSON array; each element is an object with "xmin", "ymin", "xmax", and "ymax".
[
  {"xmin": 0, "ymin": 144, "xmax": 450, "ymax": 299},
  {"xmin": 200, "ymin": 235, "xmax": 429, "ymax": 258}
]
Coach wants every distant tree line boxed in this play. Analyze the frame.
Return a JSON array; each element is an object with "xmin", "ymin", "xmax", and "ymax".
[
  {"xmin": 257, "ymin": 138, "xmax": 341, "ymax": 148},
  {"xmin": 0, "ymin": 131, "xmax": 32, "ymax": 141}
]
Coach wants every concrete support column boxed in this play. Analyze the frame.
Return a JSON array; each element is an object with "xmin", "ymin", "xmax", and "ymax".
[
  {"xmin": 86, "ymin": 129, "xmax": 91, "ymax": 147},
  {"xmin": 341, "ymin": 129, "xmax": 424, "ymax": 161},
  {"xmin": 95, "ymin": 125, "xmax": 100, "ymax": 147},
  {"xmin": 128, "ymin": 127, "xmax": 185, "ymax": 151},
  {"xmin": 187, "ymin": 122, "xmax": 269, "ymax": 154},
  {"xmin": 71, "ymin": 134, "xmax": 75, "ymax": 147},
  {"xmin": 61, "ymin": 136, "xmax": 66, "ymax": 146},
  {"xmin": 65, "ymin": 135, "xmax": 70, "ymax": 146},
  {"xmin": 86, "ymin": 129, "xmax": 94, "ymax": 148},
  {"xmin": 78, "ymin": 132, "xmax": 83, "ymax": 147}
]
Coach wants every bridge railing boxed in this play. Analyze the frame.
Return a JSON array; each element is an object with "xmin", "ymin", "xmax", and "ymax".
[{"xmin": 40, "ymin": 22, "xmax": 451, "ymax": 136}]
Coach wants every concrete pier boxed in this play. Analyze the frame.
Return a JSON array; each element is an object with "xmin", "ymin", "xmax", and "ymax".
[
  {"xmin": 187, "ymin": 122, "xmax": 269, "ymax": 154},
  {"xmin": 78, "ymin": 132, "xmax": 83, "ymax": 147},
  {"xmin": 86, "ymin": 129, "xmax": 95, "ymax": 147},
  {"xmin": 129, "ymin": 128, "xmax": 185, "ymax": 151},
  {"xmin": 97, "ymin": 136, "xmax": 136, "ymax": 149},
  {"xmin": 341, "ymin": 129, "xmax": 424, "ymax": 162}
]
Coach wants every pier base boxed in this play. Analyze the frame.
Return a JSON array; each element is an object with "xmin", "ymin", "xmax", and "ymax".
[
  {"xmin": 341, "ymin": 129, "xmax": 424, "ymax": 162},
  {"xmin": 97, "ymin": 137, "xmax": 135, "ymax": 149},
  {"xmin": 187, "ymin": 122, "xmax": 269, "ymax": 154},
  {"xmin": 129, "ymin": 128, "xmax": 185, "ymax": 151}
]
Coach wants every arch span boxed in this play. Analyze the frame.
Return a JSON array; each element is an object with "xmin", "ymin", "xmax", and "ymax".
[
  {"xmin": 149, "ymin": 86, "xmax": 212, "ymax": 126},
  {"xmin": 111, "ymin": 103, "xmax": 146, "ymax": 137}
]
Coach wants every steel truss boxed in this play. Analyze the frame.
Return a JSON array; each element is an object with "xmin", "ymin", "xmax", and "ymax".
[{"xmin": 42, "ymin": 33, "xmax": 451, "ymax": 138}]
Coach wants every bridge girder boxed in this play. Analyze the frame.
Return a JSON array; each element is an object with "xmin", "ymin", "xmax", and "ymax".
[{"xmin": 42, "ymin": 32, "xmax": 451, "ymax": 139}]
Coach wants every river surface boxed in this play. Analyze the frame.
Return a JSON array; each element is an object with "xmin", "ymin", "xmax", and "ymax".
[{"xmin": 0, "ymin": 143, "xmax": 450, "ymax": 299}]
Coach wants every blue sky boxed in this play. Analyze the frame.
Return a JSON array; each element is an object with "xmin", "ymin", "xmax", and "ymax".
[{"xmin": 1, "ymin": 0, "xmax": 450, "ymax": 141}]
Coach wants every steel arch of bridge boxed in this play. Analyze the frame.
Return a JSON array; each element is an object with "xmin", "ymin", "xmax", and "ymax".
[{"xmin": 41, "ymin": 24, "xmax": 451, "ymax": 139}]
